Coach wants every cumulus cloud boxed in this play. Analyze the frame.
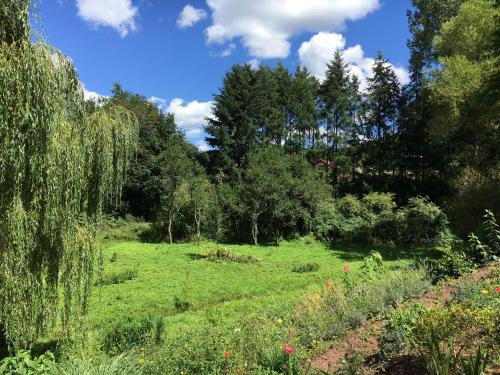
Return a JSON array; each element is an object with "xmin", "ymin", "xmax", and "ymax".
[
  {"xmin": 177, "ymin": 4, "xmax": 208, "ymax": 29},
  {"xmin": 298, "ymin": 32, "xmax": 410, "ymax": 90},
  {"xmin": 204, "ymin": 0, "xmax": 380, "ymax": 58},
  {"xmin": 166, "ymin": 98, "xmax": 214, "ymax": 134},
  {"xmin": 195, "ymin": 140, "xmax": 211, "ymax": 152},
  {"xmin": 76, "ymin": 0, "xmax": 138, "ymax": 37},
  {"xmin": 149, "ymin": 96, "xmax": 167, "ymax": 110},
  {"xmin": 83, "ymin": 86, "xmax": 107, "ymax": 101}
]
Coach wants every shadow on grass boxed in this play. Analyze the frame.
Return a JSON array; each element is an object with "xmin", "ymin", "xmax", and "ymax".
[
  {"xmin": 329, "ymin": 241, "xmax": 442, "ymax": 262},
  {"xmin": 186, "ymin": 253, "xmax": 206, "ymax": 261}
]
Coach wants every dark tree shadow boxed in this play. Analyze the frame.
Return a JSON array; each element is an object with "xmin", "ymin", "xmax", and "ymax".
[{"xmin": 329, "ymin": 241, "xmax": 442, "ymax": 262}]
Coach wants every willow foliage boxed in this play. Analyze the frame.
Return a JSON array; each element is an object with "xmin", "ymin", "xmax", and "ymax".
[{"xmin": 0, "ymin": 1, "xmax": 138, "ymax": 348}]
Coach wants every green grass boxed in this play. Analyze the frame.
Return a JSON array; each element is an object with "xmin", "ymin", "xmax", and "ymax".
[{"xmin": 85, "ymin": 236, "xmax": 432, "ymax": 349}]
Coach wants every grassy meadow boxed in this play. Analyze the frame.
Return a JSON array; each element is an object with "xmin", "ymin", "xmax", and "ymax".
[{"xmin": 85, "ymin": 226, "xmax": 432, "ymax": 349}]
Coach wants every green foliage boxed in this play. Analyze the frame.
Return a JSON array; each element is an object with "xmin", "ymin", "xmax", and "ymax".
[
  {"xmin": 425, "ymin": 335, "xmax": 454, "ymax": 375},
  {"xmin": 400, "ymin": 197, "xmax": 450, "ymax": 245},
  {"xmin": 205, "ymin": 248, "xmax": 259, "ymax": 264},
  {"xmin": 56, "ymin": 352, "xmax": 143, "ymax": 375},
  {"xmin": 0, "ymin": 2, "xmax": 138, "ymax": 347},
  {"xmin": 172, "ymin": 296, "xmax": 191, "ymax": 313},
  {"xmin": 430, "ymin": 243, "xmax": 475, "ymax": 283},
  {"xmin": 379, "ymin": 304, "xmax": 428, "ymax": 358},
  {"xmin": 96, "ymin": 269, "xmax": 137, "ymax": 286},
  {"xmin": 360, "ymin": 251, "xmax": 384, "ymax": 280},
  {"xmin": 0, "ymin": 350, "xmax": 55, "ymax": 375},
  {"xmin": 102, "ymin": 316, "xmax": 163, "ymax": 355},
  {"xmin": 292, "ymin": 263, "xmax": 320, "ymax": 274},
  {"xmin": 314, "ymin": 194, "xmax": 450, "ymax": 246},
  {"xmin": 460, "ymin": 346, "xmax": 489, "ymax": 375}
]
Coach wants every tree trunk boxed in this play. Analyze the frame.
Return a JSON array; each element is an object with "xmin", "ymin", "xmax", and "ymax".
[
  {"xmin": 251, "ymin": 220, "xmax": 258, "ymax": 246},
  {"xmin": 195, "ymin": 210, "xmax": 201, "ymax": 245},
  {"xmin": 168, "ymin": 216, "xmax": 173, "ymax": 244},
  {"xmin": 0, "ymin": 326, "xmax": 8, "ymax": 360}
]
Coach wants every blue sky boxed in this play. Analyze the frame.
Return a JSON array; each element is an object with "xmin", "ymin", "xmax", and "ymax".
[{"xmin": 38, "ymin": 0, "xmax": 413, "ymax": 150}]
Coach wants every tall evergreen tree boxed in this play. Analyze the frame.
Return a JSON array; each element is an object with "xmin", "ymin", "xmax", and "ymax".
[
  {"xmin": 365, "ymin": 51, "xmax": 401, "ymax": 177},
  {"xmin": 205, "ymin": 64, "xmax": 260, "ymax": 176},
  {"xmin": 318, "ymin": 50, "xmax": 358, "ymax": 186}
]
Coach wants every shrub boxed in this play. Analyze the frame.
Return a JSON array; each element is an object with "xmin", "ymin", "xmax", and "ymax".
[
  {"xmin": 96, "ymin": 269, "xmax": 137, "ymax": 286},
  {"xmin": 0, "ymin": 350, "xmax": 55, "ymax": 375},
  {"xmin": 400, "ymin": 197, "xmax": 450, "ymax": 246},
  {"xmin": 292, "ymin": 263, "xmax": 320, "ymax": 273},
  {"xmin": 379, "ymin": 304, "xmax": 428, "ymax": 358},
  {"xmin": 314, "ymin": 194, "xmax": 450, "ymax": 246},
  {"xmin": 205, "ymin": 248, "xmax": 258, "ymax": 264},
  {"xmin": 102, "ymin": 316, "xmax": 163, "ymax": 355},
  {"xmin": 430, "ymin": 242, "xmax": 475, "ymax": 283}
]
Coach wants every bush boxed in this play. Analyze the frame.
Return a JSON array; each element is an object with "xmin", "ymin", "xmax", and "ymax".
[
  {"xmin": 430, "ymin": 242, "xmax": 475, "ymax": 283},
  {"xmin": 400, "ymin": 197, "xmax": 450, "ymax": 246},
  {"xmin": 102, "ymin": 316, "xmax": 163, "ymax": 355},
  {"xmin": 0, "ymin": 350, "xmax": 55, "ymax": 375},
  {"xmin": 314, "ymin": 194, "xmax": 450, "ymax": 246},
  {"xmin": 292, "ymin": 263, "xmax": 320, "ymax": 273},
  {"xmin": 205, "ymin": 248, "xmax": 258, "ymax": 264},
  {"xmin": 96, "ymin": 269, "xmax": 137, "ymax": 286}
]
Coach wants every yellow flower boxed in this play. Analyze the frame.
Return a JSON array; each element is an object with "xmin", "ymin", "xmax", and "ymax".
[
  {"xmin": 481, "ymin": 289, "xmax": 489, "ymax": 295},
  {"xmin": 277, "ymin": 319, "xmax": 283, "ymax": 325}
]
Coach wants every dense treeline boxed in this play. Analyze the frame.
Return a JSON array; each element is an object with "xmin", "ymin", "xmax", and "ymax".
[{"xmin": 108, "ymin": 0, "xmax": 498, "ymax": 245}]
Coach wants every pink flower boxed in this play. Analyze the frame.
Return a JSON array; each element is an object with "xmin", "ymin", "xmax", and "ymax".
[
  {"xmin": 343, "ymin": 264, "xmax": 350, "ymax": 273},
  {"xmin": 281, "ymin": 343, "xmax": 296, "ymax": 356}
]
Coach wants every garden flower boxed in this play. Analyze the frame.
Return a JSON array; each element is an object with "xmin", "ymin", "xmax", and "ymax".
[
  {"xmin": 224, "ymin": 351, "xmax": 231, "ymax": 358},
  {"xmin": 277, "ymin": 319, "xmax": 283, "ymax": 325},
  {"xmin": 495, "ymin": 287, "xmax": 500, "ymax": 293},
  {"xmin": 343, "ymin": 264, "xmax": 350, "ymax": 273},
  {"xmin": 281, "ymin": 343, "xmax": 296, "ymax": 355},
  {"xmin": 325, "ymin": 282, "xmax": 333, "ymax": 288},
  {"xmin": 481, "ymin": 289, "xmax": 489, "ymax": 295}
]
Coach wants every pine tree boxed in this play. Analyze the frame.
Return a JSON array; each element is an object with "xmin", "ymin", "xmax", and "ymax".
[
  {"xmin": 365, "ymin": 51, "xmax": 401, "ymax": 177},
  {"xmin": 318, "ymin": 50, "xmax": 358, "ymax": 186}
]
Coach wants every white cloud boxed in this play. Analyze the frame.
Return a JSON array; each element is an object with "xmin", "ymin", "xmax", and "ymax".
[
  {"xmin": 83, "ymin": 86, "xmax": 107, "ymax": 101},
  {"xmin": 298, "ymin": 32, "xmax": 410, "ymax": 90},
  {"xmin": 76, "ymin": 0, "xmax": 138, "ymax": 37},
  {"xmin": 195, "ymin": 140, "xmax": 211, "ymax": 152},
  {"xmin": 247, "ymin": 59, "xmax": 260, "ymax": 70},
  {"xmin": 166, "ymin": 98, "xmax": 214, "ymax": 133},
  {"xmin": 149, "ymin": 96, "xmax": 167, "ymax": 110},
  {"xmin": 221, "ymin": 43, "xmax": 236, "ymax": 57},
  {"xmin": 177, "ymin": 4, "xmax": 208, "ymax": 29},
  {"xmin": 205, "ymin": 0, "xmax": 380, "ymax": 59}
]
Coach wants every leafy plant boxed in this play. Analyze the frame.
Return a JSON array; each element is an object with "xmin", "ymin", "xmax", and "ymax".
[
  {"xmin": 460, "ymin": 346, "xmax": 489, "ymax": 375},
  {"xmin": 360, "ymin": 251, "xmax": 384, "ymax": 280},
  {"xmin": 173, "ymin": 296, "xmax": 191, "ymax": 313},
  {"xmin": 425, "ymin": 334, "xmax": 454, "ymax": 375},
  {"xmin": 0, "ymin": 350, "xmax": 55, "ymax": 375},
  {"xmin": 96, "ymin": 269, "xmax": 137, "ymax": 286},
  {"xmin": 56, "ymin": 352, "xmax": 143, "ymax": 375},
  {"xmin": 205, "ymin": 248, "xmax": 259, "ymax": 264},
  {"xmin": 292, "ymin": 263, "xmax": 320, "ymax": 273},
  {"xmin": 102, "ymin": 316, "xmax": 163, "ymax": 355}
]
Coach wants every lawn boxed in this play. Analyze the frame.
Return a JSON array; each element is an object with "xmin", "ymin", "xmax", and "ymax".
[{"xmin": 85, "ymin": 237, "xmax": 431, "ymax": 348}]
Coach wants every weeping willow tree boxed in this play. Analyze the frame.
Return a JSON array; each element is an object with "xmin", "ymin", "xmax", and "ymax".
[{"xmin": 0, "ymin": 0, "xmax": 138, "ymax": 348}]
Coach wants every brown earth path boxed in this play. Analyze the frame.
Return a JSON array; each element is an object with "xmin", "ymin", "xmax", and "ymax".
[{"xmin": 311, "ymin": 264, "xmax": 498, "ymax": 374}]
